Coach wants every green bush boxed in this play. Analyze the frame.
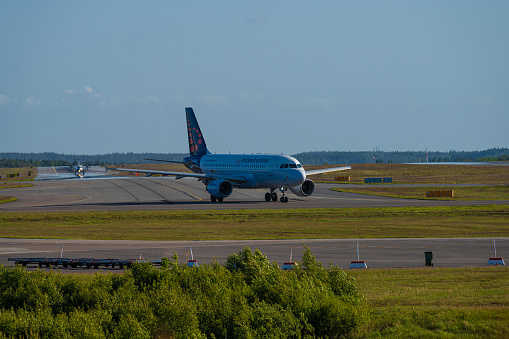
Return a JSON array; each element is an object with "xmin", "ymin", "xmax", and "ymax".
[{"xmin": 0, "ymin": 247, "xmax": 365, "ymax": 338}]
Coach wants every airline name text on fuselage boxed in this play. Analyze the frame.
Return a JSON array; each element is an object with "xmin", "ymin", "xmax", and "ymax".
[{"xmin": 237, "ymin": 157, "xmax": 269, "ymax": 164}]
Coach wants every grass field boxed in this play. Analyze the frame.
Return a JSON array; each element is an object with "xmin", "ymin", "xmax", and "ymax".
[
  {"xmin": 307, "ymin": 163, "xmax": 509, "ymax": 184},
  {"xmin": 0, "ymin": 205, "xmax": 507, "ymax": 240},
  {"xmin": 332, "ymin": 185, "xmax": 509, "ymax": 201},
  {"xmin": 0, "ymin": 167, "xmax": 36, "ymax": 182},
  {"xmin": 0, "ymin": 167, "xmax": 33, "ymax": 203},
  {"xmin": 350, "ymin": 266, "xmax": 509, "ymax": 338}
]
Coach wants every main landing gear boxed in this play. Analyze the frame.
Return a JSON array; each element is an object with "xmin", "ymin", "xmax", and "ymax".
[
  {"xmin": 264, "ymin": 191, "xmax": 278, "ymax": 202},
  {"xmin": 210, "ymin": 196, "xmax": 224, "ymax": 203},
  {"xmin": 265, "ymin": 188, "xmax": 289, "ymax": 203}
]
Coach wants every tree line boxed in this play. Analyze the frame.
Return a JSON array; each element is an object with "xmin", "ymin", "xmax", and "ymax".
[
  {"xmin": 1, "ymin": 148, "xmax": 507, "ymax": 167},
  {"xmin": 293, "ymin": 148, "xmax": 509, "ymax": 165},
  {"xmin": 0, "ymin": 152, "xmax": 187, "ymax": 168}
]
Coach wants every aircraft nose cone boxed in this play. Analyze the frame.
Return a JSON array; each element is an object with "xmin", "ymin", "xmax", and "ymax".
[
  {"xmin": 288, "ymin": 169, "xmax": 306, "ymax": 186},
  {"xmin": 299, "ymin": 170, "xmax": 306, "ymax": 183}
]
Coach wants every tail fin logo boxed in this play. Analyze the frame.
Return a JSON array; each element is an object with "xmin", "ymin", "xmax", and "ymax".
[{"xmin": 185, "ymin": 107, "xmax": 208, "ymax": 156}]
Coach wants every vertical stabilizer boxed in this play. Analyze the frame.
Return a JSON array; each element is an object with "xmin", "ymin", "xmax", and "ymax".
[{"xmin": 185, "ymin": 107, "xmax": 208, "ymax": 156}]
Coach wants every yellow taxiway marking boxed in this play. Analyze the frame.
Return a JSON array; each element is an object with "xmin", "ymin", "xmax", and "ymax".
[
  {"xmin": 16, "ymin": 194, "xmax": 92, "ymax": 208},
  {"xmin": 52, "ymin": 167, "xmax": 57, "ymax": 174}
]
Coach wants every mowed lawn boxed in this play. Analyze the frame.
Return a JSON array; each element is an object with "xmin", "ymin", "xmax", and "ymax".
[
  {"xmin": 351, "ymin": 267, "xmax": 509, "ymax": 338},
  {"xmin": 332, "ymin": 185, "xmax": 509, "ymax": 200},
  {"xmin": 0, "ymin": 205, "xmax": 507, "ymax": 240},
  {"xmin": 306, "ymin": 162, "xmax": 509, "ymax": 184}
]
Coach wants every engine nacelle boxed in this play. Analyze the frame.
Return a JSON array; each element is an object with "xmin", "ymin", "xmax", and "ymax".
[
  {"xmin": 290, "ymin": 179, "xmax": 315, "ymax": 197},
  {"xmin": 206, "ymin": 180, "xmax": 233, "ymax": 198}
]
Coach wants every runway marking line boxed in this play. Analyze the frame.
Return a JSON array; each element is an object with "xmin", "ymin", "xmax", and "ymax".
[
  {"xmin": 309, "ymin": 194, "xmax": 379, "ymax": 202},
  {"xmin": 155, "ymin": 182, "xmax": 202, "ymax": 200}
]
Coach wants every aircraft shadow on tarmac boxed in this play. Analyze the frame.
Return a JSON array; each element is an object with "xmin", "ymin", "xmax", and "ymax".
[{"xmin": 51, "ymin": 199, "xmax": 268, "ymax": 208}]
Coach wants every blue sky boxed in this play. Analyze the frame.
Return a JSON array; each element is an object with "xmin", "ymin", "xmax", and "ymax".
[{"xmin": 1, "ymin": 1, "xmax": 507, "ymax": 155}]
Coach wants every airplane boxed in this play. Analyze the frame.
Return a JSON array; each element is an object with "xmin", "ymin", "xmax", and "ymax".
[
  {"xmin": 70, "ymin": 160, "xmax": 89, "ymax": 177},
  {"xmin": 105, "ymin": 107, "xmax": 350, "ymax": 203}
]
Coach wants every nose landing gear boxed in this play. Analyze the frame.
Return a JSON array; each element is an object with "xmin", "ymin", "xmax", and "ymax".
[{"xmin": 279, "ymin": 187, "xmax": 288, "ymax": 203}]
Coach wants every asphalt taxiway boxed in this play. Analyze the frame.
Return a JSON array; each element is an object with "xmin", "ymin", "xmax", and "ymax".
[
  {"xmin": 1, "ymin": 166, "xmax": 507, "ymax": 212},
  {"xmin": 1, "ymin": 237, "xmax": 507, "ymax": 270}
]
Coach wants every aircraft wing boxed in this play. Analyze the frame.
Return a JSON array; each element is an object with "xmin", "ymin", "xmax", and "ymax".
[
  {"xmin": 106, "ymin": 166, "xmax": 208, "ymax": 179},
  {"xmin": 104, "ymin": 165, "xmax": 246, "ymax": 183},
  {"xmin": 305, "ymin": 165, "xmax": 351, "ymax": 176},
  {"xmin": 144, "ymin": 158, "xmax": 194, "ymax": 165}
]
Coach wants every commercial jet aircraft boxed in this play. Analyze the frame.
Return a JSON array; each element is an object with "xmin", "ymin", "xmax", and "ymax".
[
  {"xmin": 70, "ymin": 160, "xmax": 89, "ymax": 177},
  {"xmin": 106, "ymin": 107, "xmax": 350, "ymax": 203}
]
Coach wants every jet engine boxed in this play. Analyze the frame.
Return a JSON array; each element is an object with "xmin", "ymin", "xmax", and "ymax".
[
  {"xmin": 290, "ymin": 179, "xmax": 315, "ymax": 197},
  {"xmin": 206, "ymin": 179, "xmax": 233, "ymax": 198}
]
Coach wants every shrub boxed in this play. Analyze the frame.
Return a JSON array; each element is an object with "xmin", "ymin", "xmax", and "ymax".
[{"xmin": 0, "ymin": 247, "xmax": 365, "ymax": 338}]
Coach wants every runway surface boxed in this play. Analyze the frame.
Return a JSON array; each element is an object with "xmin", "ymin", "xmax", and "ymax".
[
  {"xmin": 1, "ymin": 166, "xmax": 507, "ymax": 270},
  {"xmin": 1, "ymin": 166, "xmax": 507, "ymax": 212},
  {"xmin": 2, "ymin": 237, "xmax": 507, "ymax": 271}
]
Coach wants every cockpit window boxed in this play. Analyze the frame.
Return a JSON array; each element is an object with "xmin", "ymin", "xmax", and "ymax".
[{"xmin": 280, "ymin": 163, "xmax": 301, "ymax": 169}]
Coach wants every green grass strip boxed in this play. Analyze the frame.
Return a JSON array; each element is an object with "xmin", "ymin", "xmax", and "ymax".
[
  {"xmin": 0, "ymin": 205, "xmax": 507, "ymax": 240},
  {"xmin": 0, "ymin": 184, "xmax": 33, "ymax": 190},
  {"xmin": 0, "ymin": 197, "xmax": 17, "ymax": 204},
  {"xmin": 350, "ymin": 267, "xmax": 509, "ymax": 338},
  {"xmin": 331, "ymin": 185, "xmax": 509, "ymax": 200}
]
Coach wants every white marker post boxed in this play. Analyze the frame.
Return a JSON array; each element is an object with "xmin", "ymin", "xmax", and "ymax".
[
  {"xmin": 187, "ymin": 246, "xmax": 198, "ymax": 267},
  {"xmin": 487, "ymin": 238, "xmax": 505, "ymax": 266},
  {"xmin": 350, "ymin": 241, "xmax": 367, "ymax": 269},
  {"xmin": 282, "ymin": 247, "xmax": 296, "ymax": 270},
  {"xmin": 60, "ymin": 245, "xmax": 63, "ymax": 258}
]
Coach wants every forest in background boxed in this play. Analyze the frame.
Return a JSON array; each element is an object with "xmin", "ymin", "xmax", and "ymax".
[{"xmin": 1, "ymin": 148, "xmax": 508, "ymax": 167}]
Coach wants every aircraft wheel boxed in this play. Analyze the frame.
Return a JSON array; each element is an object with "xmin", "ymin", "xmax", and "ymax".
[
  {"xmin": 211, "ymin": 196, "xmax": 217, "ymax": 202},
  {"xmin": 265, "ymin": 193, "xmax": 271, "ymax": 201},
  {"xmin": 280, "ymin": 196, "xmax": 288, "ymax": 203},
  {"xmin": 218, "ymin": 197, "xmax": 224, "ymax": 202},
  {"xmin": 271, "ymin": 193, "xmax": 278, "ymax": 202}
]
